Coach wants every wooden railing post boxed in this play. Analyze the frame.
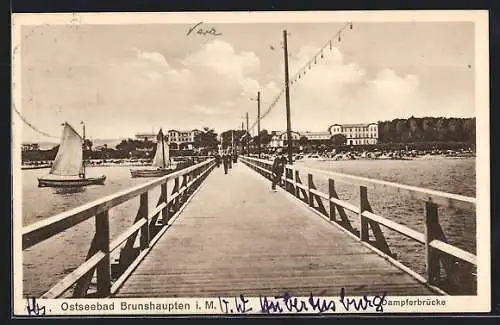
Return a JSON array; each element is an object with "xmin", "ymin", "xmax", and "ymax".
[
  {"xmin": 172, "ymin": 177, "xmax": 180, "ymax": 212},
  {"xmin": 181, "ymin": 175, "xmax": 188, "ymax": 202},
  {"xmin": 294, "ymin": 170, "xmax": 299, "ymax": 198},
  {"xmin": 291, "ymin": 167, "xmax": 297, "ymax": 197},
  {"xmin": 95, "ymin": 210, "xmax": 111, "ymax": 297},
  {"xmin": 308, "ymin": 173, "xmax": 314, "ymax": 207},
  {"xmin": 425, "ymin": 199, "xmax": 440, "ymax": 285},
  {"xmin": 328, "ymin": 179, "xmax": 336, "ymax": 222},
  {"xmin": 359, "ymin": 186, "xmax": 369, "ymax": 242},
  {"xmin": 139, "ymin": 192, "xmax": 149, "ymax": 250},
  {"xmin": 161, "ymin": 182, "xmax": 169, "ymax": 225},
  {"xmin": 139, "ymin": 192, "xmax": 149, "ymax": 251},
  {"xmin": 286, "ymin": 168, "xmax": 294, "ymax": 194}
]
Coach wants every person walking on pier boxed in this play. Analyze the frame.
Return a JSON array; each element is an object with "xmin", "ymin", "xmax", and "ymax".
[
  {"xmin": 271, "ymin": 149, "xmax": 287, "ymax": 191},
  {"xmin": 222, "ymin": 152, "xmax": 230, "ymax": 174},
  {"xmin": 215, "ymin": 152, "xmax": 221, "ymax": 168}
]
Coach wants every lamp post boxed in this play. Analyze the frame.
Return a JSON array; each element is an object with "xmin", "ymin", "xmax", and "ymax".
[
  {"xmin": 283, "ymin": 30, "xmax": 293, "ymax": 164},
  {"xmin": 246, "ymin": 112, "xmax": 249, "ymax": 155},
  {"xmin": 250, "ymin": 92, "xmax": 261, "ymax": 158}
]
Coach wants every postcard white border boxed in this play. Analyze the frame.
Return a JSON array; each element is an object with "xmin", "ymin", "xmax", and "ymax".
[{"xmin": 11, "ymin": 10, "xmax": 490, "ymax": 316}]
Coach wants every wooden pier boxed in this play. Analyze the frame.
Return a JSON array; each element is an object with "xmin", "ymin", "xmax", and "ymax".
[
  {"xmin": 115, "ymin": 160, "xmax": 434, "ymax": 297},
  {"xmin": 21, "ymin": 156, "xmax": 477, "ymax": 298}
]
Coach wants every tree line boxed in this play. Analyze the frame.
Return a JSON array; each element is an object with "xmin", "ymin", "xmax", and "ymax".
[
  {"xmin": 21, "ymin": 128, "xmax": 220, "ymax": 162},
  {"xmin": 377, "ymin": 117, "xmax": 475, "ymax": 143},
  {"xmin": 21, "ymin": 117, "xmax": 476, "ymax": 162}
]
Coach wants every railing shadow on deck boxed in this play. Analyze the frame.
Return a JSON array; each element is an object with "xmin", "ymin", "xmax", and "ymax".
[
  {"xmin": 240, "ymin": 155, "xmax": 477, "ymax": 296},
  {"xmin": 22, "ymin": 158, "xmax": 216, "ymax": 298}
]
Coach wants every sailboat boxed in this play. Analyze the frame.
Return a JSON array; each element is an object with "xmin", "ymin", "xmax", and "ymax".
[
  {"xmin": 130, "ymin": 129, "xmax": 175, "ymax": 177},
  {"xmin": 38, "ymin": 122, "xmax": 106, "ymax": 187}
]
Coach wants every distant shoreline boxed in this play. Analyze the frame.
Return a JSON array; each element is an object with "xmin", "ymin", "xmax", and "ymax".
[{"xmin": 20, "ymin": 155, "xmax": 475, "ymax": 170}]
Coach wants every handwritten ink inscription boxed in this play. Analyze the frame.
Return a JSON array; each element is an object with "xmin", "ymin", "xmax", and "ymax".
[
  {"xmin": 218, "ymin": 288, "xmax": 388, "ymax": 314},
  {"xmin": 187, "ymin": 22, "xmax": 222, "ymax": 37},
  {"xmin": 218, "ymin": 295, "xmax": 253, "ymax": 314},
  {"xmin": 26, "ymin": 297, "xmax": 46, "ymax": 316}
]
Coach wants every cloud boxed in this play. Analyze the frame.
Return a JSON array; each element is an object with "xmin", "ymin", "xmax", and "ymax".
[
  {"xmin": 182, "ymin": 40, "xmax": 260, "ymax": 82},
  {"xmin": 368, "ymin": 69, "xmax": 419, "ymax": 97},
  {"xmin": 348, "ymin": 69, "xmax": 420, "ymax": 119},
  {"xmin": 85, "ymin": 40, "xmax": 264, "ymax": 133},
  {"xmin": 134, "ymin": 49, "xmax": 170, "ymax": 67},
  {"xmin": 258, "ymin": 45, "xmax": 422, "ymax": 132}
]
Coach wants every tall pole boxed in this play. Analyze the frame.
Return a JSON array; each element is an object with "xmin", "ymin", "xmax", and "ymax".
[
  {"xmin": 160, "ymin": 129, "xmax": 166, "ymax": 169},
  {"xmin": 241, "ymin": 122, "xmax": 244, "ymax": 154},
  {"xmin": 257, "ymin": 91, "xmax": 261, "ymax": 158},
  {"xmin": 283, "ymin": 30, "xmax": 293, "ymax": 164},
  {"xmin": 246, "ymin": 112, "xmax": 249, "ymax": 155},
  {"xmin": 81, "ymin": 121, "xmax": 86, "ymax": 177}
]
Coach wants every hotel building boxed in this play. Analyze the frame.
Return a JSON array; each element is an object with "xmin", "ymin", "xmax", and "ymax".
[
  {"xmin": 328, "ymin": 123, "xmax": 379, "ymax": 145},
  {"xmin": 167, "ymin": 129, "xmax": 201, "ymax": 145}
]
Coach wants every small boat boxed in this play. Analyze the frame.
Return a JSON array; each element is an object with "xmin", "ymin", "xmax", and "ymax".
[
  {"xmin": 21, "ymin": 164, "xmax": 52, "ymax": 170},
  {"xmin": 302, "ymin": 154, "xmax": 323, "ymax": 161},
  {"xmin": 38, "ymin": 122, "xmax": 106, "ymax": 187},
  {"xmin": 130, "ymin": 129, "xmax": 176, "ymax": 178}
]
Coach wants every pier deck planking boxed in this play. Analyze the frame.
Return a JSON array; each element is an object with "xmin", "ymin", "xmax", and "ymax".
[{"xmin": 115, "ymin": 163, "xmax": 436, "ymax": 297}]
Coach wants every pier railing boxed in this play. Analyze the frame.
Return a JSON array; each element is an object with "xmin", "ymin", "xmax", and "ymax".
[
  {"xmin": 22, "ymin": 158, "xmax": 216, "ymax": 298},
  {"xmin": 240, "ymin": 155, "xmax": 477, "ymax": 295}
]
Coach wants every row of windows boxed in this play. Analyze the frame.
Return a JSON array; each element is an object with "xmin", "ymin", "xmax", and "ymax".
[
  {"xmin": 346, "ymin": 133, "xmax": 378, "ymax": 138},
  {"xmin": 169, "ymin": 133, "xmax": 196, "ymax": 137},
  {"xmin": 331, "ymin": 126, "xmax": 378, "ymax": 133},
  {"xmin": 347, "ymin": 138, "xmax": 378, "ymax": 145},
  {"xmin": 168, "ymin": 138, "xmax": 194, "ymax": 142}
]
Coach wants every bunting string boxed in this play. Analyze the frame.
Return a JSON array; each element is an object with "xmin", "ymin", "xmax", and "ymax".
[
  {"xmin": 248, "ymin": 21, "xmax": 354, "ymax": 134},
  {"xmin": 13, "ymin": 105, "xmax": 60, "ymax": 139}
]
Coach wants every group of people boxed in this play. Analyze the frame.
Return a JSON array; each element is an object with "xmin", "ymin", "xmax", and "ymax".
[
  {"xmin": 215, "ymin": 151, "xmax": 238, "ymax": 174},
  {"xmin": 214, "ymin": 148, "xmax": 288, "ymax": 192}
]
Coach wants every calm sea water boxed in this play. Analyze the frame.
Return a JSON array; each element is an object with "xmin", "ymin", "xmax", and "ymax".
[
  {"xmin": 20, "ymin": 158, "xmax": 476, "ymax": 296},
  {"xmin": 297, "ymin": 157, "xmax": 476, "ymax": 291},
  {"xmin": 21, "ymin": 167, "xmax": 167, "ymax": 297}
]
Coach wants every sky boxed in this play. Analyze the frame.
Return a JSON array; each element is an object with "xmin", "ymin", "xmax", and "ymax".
[{"xmin": 18, "ymin": 20, "xmax": 475, "ymax": 143}]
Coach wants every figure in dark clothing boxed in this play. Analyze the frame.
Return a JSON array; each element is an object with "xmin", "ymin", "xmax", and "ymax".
[
  {"xmin": 233, "ymin": 151, "xmax": 238, "ymax": 163},
  {"xmin": 228, "ymin": 153, "xmax": 232, "ymax": 169},
  {"xmin": 271, "ymin": 151, "xmax": 287, "ymax": 191},
  {"xmin": 222, "ymin": 153, "xmax": 230, "ymax": 174},
  {"xmin": 215, "ymin": 153, "xmax": 221, "ymax": 168}
]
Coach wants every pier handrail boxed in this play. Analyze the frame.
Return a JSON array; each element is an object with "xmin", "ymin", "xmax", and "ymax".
[
  {"xmin": 22, "ymin": 158, "xmax": 216, "ymax": 298},
  {"xmin": 240, "ymin": 155, "xmax": 477, "ymax": 295},
  {"xmin": 241, "ymin": 156, "xmax": 475, "ymax": 209}
]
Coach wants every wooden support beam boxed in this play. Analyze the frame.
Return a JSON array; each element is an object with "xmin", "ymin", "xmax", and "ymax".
[
  {"xmin": 72, "ymin": 234, "xmax": 100, "ymax": 297},
  {"xmin": 359, "ymin": 186, "xmax": 370, "ymax": 242},
  {"xmin": 360, "ymin": 186, "xmax": 392, "ymax": 256},
  {"xmin": 328, "ymin": 179, "xmax": 336, "ymax": 222},
  {"xmin": 329, "ymin": 186, "xmax": 357, "ymax": 235},
  {"xmin": 95, "ymin": 210, "xmax": 111, "ymax": 297},
  {"xmin": 310, "ymin": 179, "xmax": 327, "ymax": 216}
]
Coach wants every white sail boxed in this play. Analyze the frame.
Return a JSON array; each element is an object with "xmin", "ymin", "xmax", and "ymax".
[
  {"xmin": 152, "ymin": 130, "xmax": 169, "ymax": 168},
  {"xmin": 50, "ymin": 123, "xmax": 84, "ymax": 177}
]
